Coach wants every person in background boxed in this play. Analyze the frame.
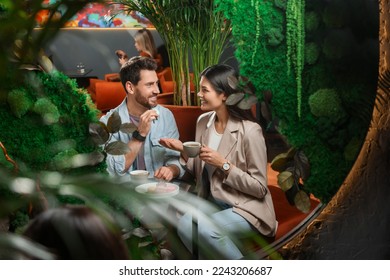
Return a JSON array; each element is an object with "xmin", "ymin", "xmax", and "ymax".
[
  {"xmin": 116, "ymin": 28, "xmax": 163, "ymax": 71},
  {"xmin": 23, "ymin": 205, "xmax": 129, "ymax": 260},
  {"xmin": 100, "ymin": 56, "xmax": 183, "ymax": 181},
  {"xmin": 159, "ymin": 64, "xmax": 277, "ymax": 259}
]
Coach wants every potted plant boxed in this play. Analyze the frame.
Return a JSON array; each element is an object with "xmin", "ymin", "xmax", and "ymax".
[{"xmin": 114, "ymin": 0, "xmax": 231, "ymax": 106}]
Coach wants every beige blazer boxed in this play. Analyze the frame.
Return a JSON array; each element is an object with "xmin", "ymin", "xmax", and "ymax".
[{"xmin": 184, "ymin": 111, "xmax": 278, "ymax": 237}]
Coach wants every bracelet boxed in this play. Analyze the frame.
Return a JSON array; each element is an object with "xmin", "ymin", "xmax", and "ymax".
[{"xmin": 132, "ymin": 130, "xmax": 146, "ymax": 142}]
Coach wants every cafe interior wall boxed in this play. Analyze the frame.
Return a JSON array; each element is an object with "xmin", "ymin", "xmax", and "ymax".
[
  {"xmin": 40, "ymin": 28, "xmax": 164, "ymax": 80},
  {"xmin": 39, "ymin": 28, "xmax": 238, "ymax": 81}
]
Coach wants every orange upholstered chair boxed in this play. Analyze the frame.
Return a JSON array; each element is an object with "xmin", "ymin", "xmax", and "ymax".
[
  {"xmin": 87, "ymin": 78, "xmax": 126, "ymax": 114},
  {"xmin": 104, "ymin": 73, "xmax": 121, "ymax": 82}
]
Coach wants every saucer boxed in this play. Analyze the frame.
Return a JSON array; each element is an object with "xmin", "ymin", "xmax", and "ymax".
[{"xmin": 135, "ymin": 182, "xmax": 179, "ymax": 198}]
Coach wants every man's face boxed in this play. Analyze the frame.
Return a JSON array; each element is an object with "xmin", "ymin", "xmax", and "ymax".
[{"xmin": 131, "ymin": 70, "xmax": 160, "ymax": 109}]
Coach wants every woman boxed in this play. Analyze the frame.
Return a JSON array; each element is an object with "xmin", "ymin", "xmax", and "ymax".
[
  {"xmin": 23, "ymin": 205, "xmax": 129, "ymax": 260},
  {"xmin": 159, "ymin": 64, "xmax": 277, "ymax": 259},
  {"xmin": 117, "ymin": 28, "xmax": 163, "ymax": 70}
]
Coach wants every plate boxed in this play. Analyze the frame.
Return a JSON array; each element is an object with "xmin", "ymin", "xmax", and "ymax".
[{"xmin": 135, "ymin": 182, "xmax": 179, "ymax": 198}]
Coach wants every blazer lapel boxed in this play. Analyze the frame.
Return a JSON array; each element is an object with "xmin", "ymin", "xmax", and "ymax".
[
  {"xmin": 199, "ymin": 112, "xmax": 216, "ymax": 172},
  {"xmin": 218, "ymin": 118, "xmax": 239, "ymax": 159}
]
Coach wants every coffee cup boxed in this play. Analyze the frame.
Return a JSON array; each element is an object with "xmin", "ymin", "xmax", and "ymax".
[
  {"xmin": 183, "ymin": 141, "xmax": 201, "ymax": 158},
  {"xmin": 130, "ymin": 170, "xmax": 149, "ymax": 183}
]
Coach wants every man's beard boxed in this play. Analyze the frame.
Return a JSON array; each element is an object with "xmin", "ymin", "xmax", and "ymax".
[{"xmin": 135, "ymin": 92, "xmax": 154, "ymax": 109}]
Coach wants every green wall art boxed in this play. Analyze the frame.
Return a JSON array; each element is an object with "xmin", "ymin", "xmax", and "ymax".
[{"xmin": 216, "ymin": 0, "xmax": 378, "ymax": 203}]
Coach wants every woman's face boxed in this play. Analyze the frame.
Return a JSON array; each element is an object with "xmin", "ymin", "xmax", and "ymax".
[
  {"xmin": 134, "ymin": 38, "xmax": 141, "ymax": 52},
  {"xmin": 197, "ymin": 76, "xmax": 226, "ymax": 111}
]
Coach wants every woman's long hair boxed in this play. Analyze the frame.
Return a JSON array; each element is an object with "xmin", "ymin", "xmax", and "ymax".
[
  {"xmin": 134, "ymin": 28, "xmax": 158, "ymax": 59},
  {"xmin": 200, "ymin": 64, "xmax": 257, "ymax": 123}
]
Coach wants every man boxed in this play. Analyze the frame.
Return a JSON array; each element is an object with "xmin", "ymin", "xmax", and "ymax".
[{"xmin": 100, "ymin": 56, "xmax": 183, "ymax": 181}]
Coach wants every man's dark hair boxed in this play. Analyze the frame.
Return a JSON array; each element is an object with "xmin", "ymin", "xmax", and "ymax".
[{"xmin": 119, "ymin": 56, "xmax": 157, "ymax": 88}]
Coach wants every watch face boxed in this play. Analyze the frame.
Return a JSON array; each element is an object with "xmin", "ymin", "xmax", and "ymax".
[{"xmin": 222, "ymin": 162, "xmax": 230, "ymax": 171}]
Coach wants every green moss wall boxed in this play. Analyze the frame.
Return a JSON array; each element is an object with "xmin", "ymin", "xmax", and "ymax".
[
  {"xmin": 217, "ymin": 0, "xmax": 378, "ymax": 202},
  {"xmin": 0, "ymin": 71, "xmax": 105, "ymax": 175}
]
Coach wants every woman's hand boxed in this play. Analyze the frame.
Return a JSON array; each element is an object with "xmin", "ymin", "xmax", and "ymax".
[
  {"xmin": 159, "ymin": 138, "xmax": 183, "ymax": 152},
  {"xmin": 199, "ymin": 145, "xmax": 225, "ymax": 168}
]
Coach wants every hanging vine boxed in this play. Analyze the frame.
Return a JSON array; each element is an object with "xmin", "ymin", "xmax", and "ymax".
[
  {"xmin": 286, "ymin": 0, "xmax": 305, "ymax": 118},
  {"xmin": 251, "ymin": 0, "xmax": 261, "ymax": 66}
]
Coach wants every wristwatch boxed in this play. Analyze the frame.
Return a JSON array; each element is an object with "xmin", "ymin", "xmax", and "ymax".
[
  {"xmin": 132, "ymin": 130, "xmax": 146, "ymax": 142},
  {"xmin": 222, "ymin": 161, "xmax": 231, "ymax": 172}
]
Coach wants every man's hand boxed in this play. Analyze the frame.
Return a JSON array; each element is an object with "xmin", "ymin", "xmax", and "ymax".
[
  {"xmin": 154, "ymin": 165, "xmax": 179, "ymax": 181},
  {"xmin": 137, "ymin": 109, "xmax": 160, "ymax": 137}
]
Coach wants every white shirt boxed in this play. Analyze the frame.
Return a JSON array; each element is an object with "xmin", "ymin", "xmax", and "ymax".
[{"xmin": 205, "ymin": 121, "xmax": 223, "ymax": 181}]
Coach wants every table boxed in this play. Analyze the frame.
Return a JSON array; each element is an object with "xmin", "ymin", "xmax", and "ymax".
[
  {"xmin": 63, "ymin": 69, "xmax": 96, "ymax": 88},
  {"xmin": 125, "ymin": 177, "xmax": 199, "ymax": 259},
  {"xmin": 63, "ymin": 68, "xmax": 93, "ymax": 77}
]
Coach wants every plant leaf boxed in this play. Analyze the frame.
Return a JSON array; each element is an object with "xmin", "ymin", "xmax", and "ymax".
[
  {"xmin": 226, "ymin": 93, "xmax": 244, "ymax": 106},
  {"xmin": 0, "ymin": 233, "xmax": 55, "ymax": 260},
  {"xmin": 139, "ymin": 241, "xmax": 154, "ymax": 248},
  {"xmin": 105, "ymin": 141, "xmax": 130, "ymax": 155},
  {"xmin": 238, "ymin": 95, "xmax": 258, "ymax": 110},
  {"xmin": 160, "ymin": 248, "xmax": 174, "ymax": 260},
  {"xmin": 277, "ymin": 171, "xmax": 294, "ymax": 191},
  {"xmin": 120, "ymin": 122, "xmax": 137, "ymax": 134},
  {"xmin": 285, "ymin": 185, "xmax": 298, "ymax": 206},
  {"xmin": 270, "ymin": 152, "xmax": 289, "ymax": 172},
  {"xmin": 260, "ymin": 101, "xmax": 272, "ymax": 123},
  {"xmin": 294, "ymin": 190, "xmax": 311, "ymax": 213},
  {"xmin": 89, "ymin": 122, "xmax": 109, "ymax": 145},
  {"xmin": 294, "ymin": 150, "xmax": 310, "ymax": 180},
  {"xmin": 286, "ymin": 166, "xmax": 300, "ymax": 179},
  {"xmin": 286, "ymin": 147, "xmax": 297, "ymax": 159},
  {"xmin": 132, "ymin": 227, "xmax": 151, "ymax": 238},
  {"xmin": 107, "ymin": 111, "xmax": 122, "ymax": 133},
  {"xmin": 227, "ymin": 75, "xmax": 239, "ymax": 89}
]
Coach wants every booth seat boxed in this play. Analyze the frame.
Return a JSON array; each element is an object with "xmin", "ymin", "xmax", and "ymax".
[
  {"xmin": 162, "ymin": 105, "xmax": 204, "ymax": 142},
  {"xmin": 87, "ymin": 78, "xmax": 126, "ymax": 114},
  {"xmin": 242, "ymin": 165, "xmax": 323, "ymax": 258},
  {"xmin": 157, "ymin": 92, "xmax": 174, "ymax": 105},
  {"xmin": 162, "ymin": 103, "xmax": 256, "ymax": 143}
]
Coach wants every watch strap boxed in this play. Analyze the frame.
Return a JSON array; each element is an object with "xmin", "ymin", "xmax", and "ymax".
[{"xmin": 132, "ymin": 130, "xmax": 146, "ymax": 142}]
